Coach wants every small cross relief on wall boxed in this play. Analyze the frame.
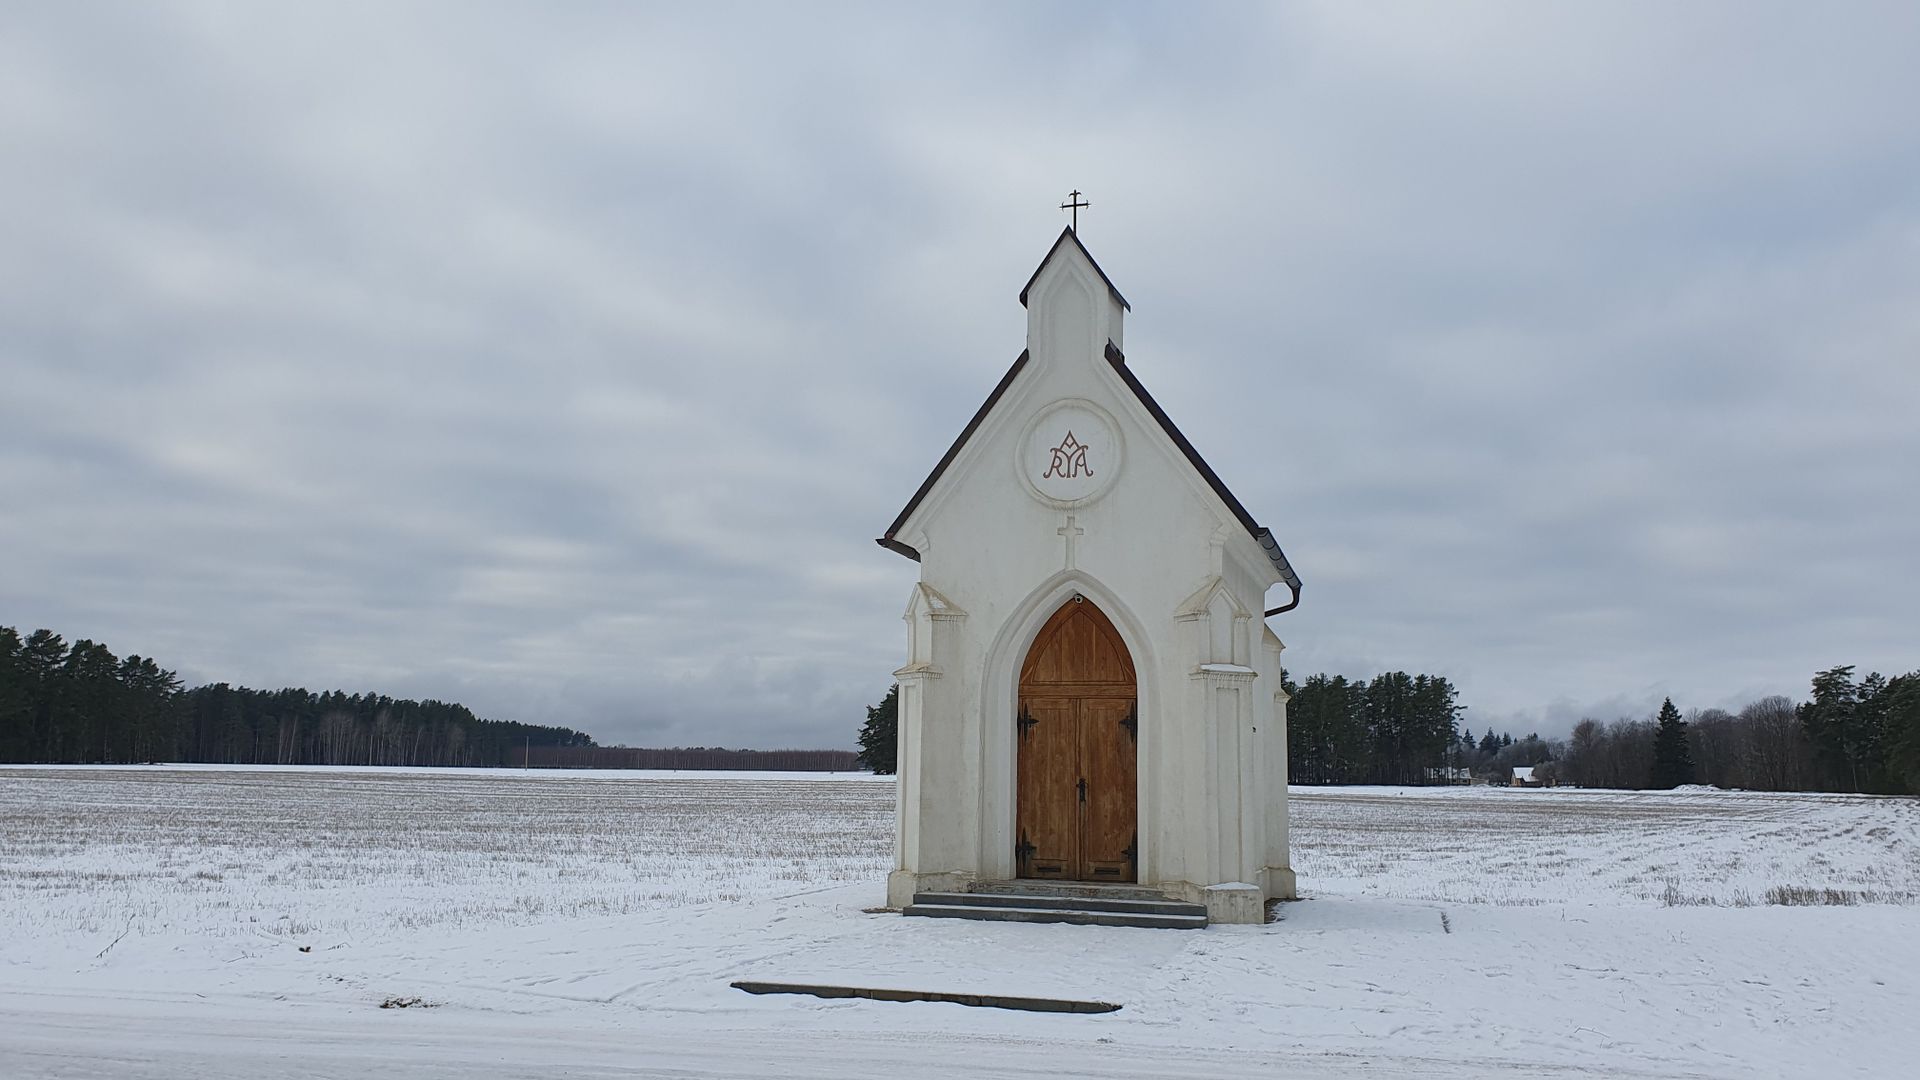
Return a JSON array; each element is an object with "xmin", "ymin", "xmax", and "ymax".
[{"xmin": 1056, "ymin": 512, "xmax": 1084, "ymax": 569}]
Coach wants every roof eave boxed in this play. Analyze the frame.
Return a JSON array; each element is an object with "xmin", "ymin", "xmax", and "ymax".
[
  {"xmin": 1103, "ymin": 341, "xmax": 1302, "ymax": 596},
  {"xmin": 874, "ymin": 311, "xmax": 1302, "ymax": 618}
]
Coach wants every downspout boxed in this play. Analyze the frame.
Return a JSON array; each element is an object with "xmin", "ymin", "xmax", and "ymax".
[
  {"xmin": 1264, "ymin": 580, "xmax": 1302, "ymax": 618},
  {"xmin": 1257, "ymin": 529, "xmax": 1303, "ymax": 617}
]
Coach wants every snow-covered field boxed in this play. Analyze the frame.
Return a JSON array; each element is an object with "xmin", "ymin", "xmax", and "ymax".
[
  {"xmin": 2, "ymin": 767, "xmax": 1916, "ymax": 1078},
  {"xmin": 1290, "ymin": 784, "xmax": 1920, "ymax": 908},
  {"xmin": 2, "ymin": 765, "xmax": 893, "ymax": 939}
]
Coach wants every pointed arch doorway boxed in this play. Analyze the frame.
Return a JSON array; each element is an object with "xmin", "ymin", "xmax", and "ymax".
[{"xmin": 1015, "ymin": 595, "xmax": 1138, "ymax": 882}]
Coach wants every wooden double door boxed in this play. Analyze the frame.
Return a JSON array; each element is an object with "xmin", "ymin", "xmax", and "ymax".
[{"xmin": 1015, "ymin": 597, "xmax": 1138, "ymax": 882}]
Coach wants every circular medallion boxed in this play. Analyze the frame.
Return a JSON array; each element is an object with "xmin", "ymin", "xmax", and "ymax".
[{"xmin": 1018, "ymin": 399, "xmax": 1123, "ymax": 507}]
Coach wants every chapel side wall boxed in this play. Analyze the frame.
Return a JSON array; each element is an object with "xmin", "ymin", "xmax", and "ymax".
[
  {"xmin": 888, "ymin": 585, "xmax": 985, "ymax": 908},
  {"xmin": 1146, "ymin": 622, "xmax": 1198, "ymax": 889},
  {"xmin": 909, "ymin": 623, "xmax": 983, "ymax": 880},
  {"xmin": 1226, "ymin": 555, "xmax": 1271, "ymax": 892},
  {"xmin": 1262, "ymin": 627, "xmax": 1297, "ymax": 898},
  {"xmin": 1145, "ymin": 553, "xmax": 1279, "ymax": 908}
]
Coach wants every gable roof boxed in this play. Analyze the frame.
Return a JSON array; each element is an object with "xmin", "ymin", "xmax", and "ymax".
[
  {"xmin": 1019, "ymin": 227, "xmax": 1131, "ymax": 312},
  {"xmin": 875, "ymin": 340, "xmax": 1302, "ymax": 613},
  {"xmin": 1101, "ymin": 342, "xmax": 1301, "ymax": 605}
]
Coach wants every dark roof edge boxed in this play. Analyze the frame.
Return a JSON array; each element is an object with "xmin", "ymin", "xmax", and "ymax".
[
  {"xmin": 1103, "ymin": 341, "xmax": 1302, "ymax": 594},
  {"xmin": 875, "ymin": 338, "xmax": 1302, "ymax": 608},
  {"xmin": 877, "ymin": 350, "xmax": 1031, "ymax": 559},
  {"xmin": 1019, "ymin": 227, "xmax": 1131, "ymax": 312}
]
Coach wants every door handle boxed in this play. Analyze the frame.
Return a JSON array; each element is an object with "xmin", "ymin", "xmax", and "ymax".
[{"xmin": 1077, "ymin": 777, "xmax": 1087, "ymax": 803}]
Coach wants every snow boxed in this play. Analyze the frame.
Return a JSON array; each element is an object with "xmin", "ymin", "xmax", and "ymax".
[
  {"xmin": 1290, "ymin": 783, "xmax": 1920, "ymax": 908},
  {"xmin": 2, "ymin": 767, "xmax": 1917, "ymax": 1078}
]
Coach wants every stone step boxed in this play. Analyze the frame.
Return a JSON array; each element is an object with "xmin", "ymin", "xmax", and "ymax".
[
  {"xmin": 913, "ymin": 890, "xmax": 1206, "ymax": 918},
  {"xmin": 965, "ymin": 880, "xmax": 1176, "ymax": 903},
  {"xmin": 902, "ymin": 901, "xmax": 1207, "ymax": 930}
]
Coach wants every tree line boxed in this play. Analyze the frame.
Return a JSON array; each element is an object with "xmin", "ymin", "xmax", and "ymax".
[
  {"xmin": 856, "ymin": 660, "xmax": 1920, "ymax": 795},
  {"xmin": 855, "ymin": 673, "xmax": 1474, "ymax": 785},
  {"xmin": 1, "ymin": 625, "xmax": 594, "ymax": 767},
  {"xmin": 525, "ymin": 745, "xmax": 861, "ymax": 771},
  {"xmin": 1283, "ymin": 671, "xmax": 1463, "ymax": 785},
  {"xmin": 1551, "ymin": 666, "xmax": 1920, "ymax": 794},
  {"xmin": 1358, "ymin": 664, "xmax": 1920, "ymax": 795},
  {"xmin": 1286, "ymin": 663, "xmax": 1920, "ymax": 794}
]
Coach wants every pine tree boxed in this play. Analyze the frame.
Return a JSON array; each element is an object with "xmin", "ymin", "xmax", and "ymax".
[
  {"xmin": 1287, "ymin": 674, "xmax": 1368, "ymax": 784},
  {"xmin": 1363, "ymin": 671, "xmax": 1417, "ymax": 784},
  {"xmin": 19, "ymin": 630, "xmax": 68, "ymax": 761},
  {"xmin": 1801, "ymin": 665, "xmax": 1863, "ymax": 791},
  {"xmin": 0, "ymin": 628, "xmax": 27, "ymax": 761},
  {"xmin": 856, "ymin": 684, "xmax": 898, "ymax": 775},
  {"xmin": 1853, "ymin": 671, "xmax": 1891, "ymax": 791},
  {"xmin": 1649, "ymin": 697, "xmax": 1695, "ymax": 789},
  {"xmin": 1882, "ymin": 672, "xmax": 1920, "ymax": 793}
]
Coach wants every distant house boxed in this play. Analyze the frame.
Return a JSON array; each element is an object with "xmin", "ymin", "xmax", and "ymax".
[
  {"xmin": 1511, "ymin": 766, "xmax": 1550, "ymax": 788},
  {"xmin": 1424, "ymin": 766, "xmax": 1474, "ymax": 785}
]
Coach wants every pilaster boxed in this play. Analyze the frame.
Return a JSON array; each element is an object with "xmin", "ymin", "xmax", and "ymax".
[{"xmin": 891, "ymin": 583, "xmax": 971, "ymax": 906}]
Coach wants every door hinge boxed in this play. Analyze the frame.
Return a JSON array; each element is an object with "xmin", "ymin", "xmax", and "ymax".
[
  {"xmin": 1123, "ymin": 831, "xmax": 1137, "ymax": 875},
  {"xmin": 1018, "ymin": 706, "xmax": 1038, "ymax": 739},
  {"xmin": 1120, "ymin": 702, "xmax": 1137, "ymax": 743},
  {"xmin": 1016, "ymin": 830, "xmax": 1035, "ymax": 870}
]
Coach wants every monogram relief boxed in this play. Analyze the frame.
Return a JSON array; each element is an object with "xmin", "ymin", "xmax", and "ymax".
[{"xmin": 1041, "ymin": 431, "xmax": 1092, "ymax": 480}]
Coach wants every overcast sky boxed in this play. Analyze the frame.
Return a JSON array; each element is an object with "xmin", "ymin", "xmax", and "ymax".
[{"xmin": 3, "ymin": 2, "xmax": 1916, "ymax": 749}]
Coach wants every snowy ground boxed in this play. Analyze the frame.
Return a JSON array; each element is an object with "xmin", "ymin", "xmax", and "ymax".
[{"xmin": 2, "ymin": 767, "xmax": 1916, "ymax": 1078}]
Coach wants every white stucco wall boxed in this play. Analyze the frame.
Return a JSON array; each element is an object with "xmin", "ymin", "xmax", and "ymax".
[{"xmin": 885, "ymin": 235, "xmax": 1294, "ymax": 923}]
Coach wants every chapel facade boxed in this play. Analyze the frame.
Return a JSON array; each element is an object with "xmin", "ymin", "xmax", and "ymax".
[{"xmin": 876, "ymin": 228, "xmax": 1301, "ymax": 924}]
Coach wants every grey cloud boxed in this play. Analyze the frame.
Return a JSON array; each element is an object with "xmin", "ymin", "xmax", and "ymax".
[{"xmin": 2, "ymin": 2, "xmax": 1915, "ymax": 748}]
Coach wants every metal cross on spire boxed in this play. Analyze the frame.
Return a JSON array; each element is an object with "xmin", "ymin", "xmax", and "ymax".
[{"xmin": 1059, "ymin": 189, "xmax": 1090, "ymax": 232}]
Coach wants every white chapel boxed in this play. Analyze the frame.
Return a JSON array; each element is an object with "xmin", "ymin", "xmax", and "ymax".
[{"xmin": 876, "ymin": 226, "xmax": 1303, "ymax": 925}]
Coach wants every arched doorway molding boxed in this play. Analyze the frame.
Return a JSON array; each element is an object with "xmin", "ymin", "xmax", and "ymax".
[{"xmin": 977, "ymin": 569, "xmax": 1160, "ymax": 883}]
